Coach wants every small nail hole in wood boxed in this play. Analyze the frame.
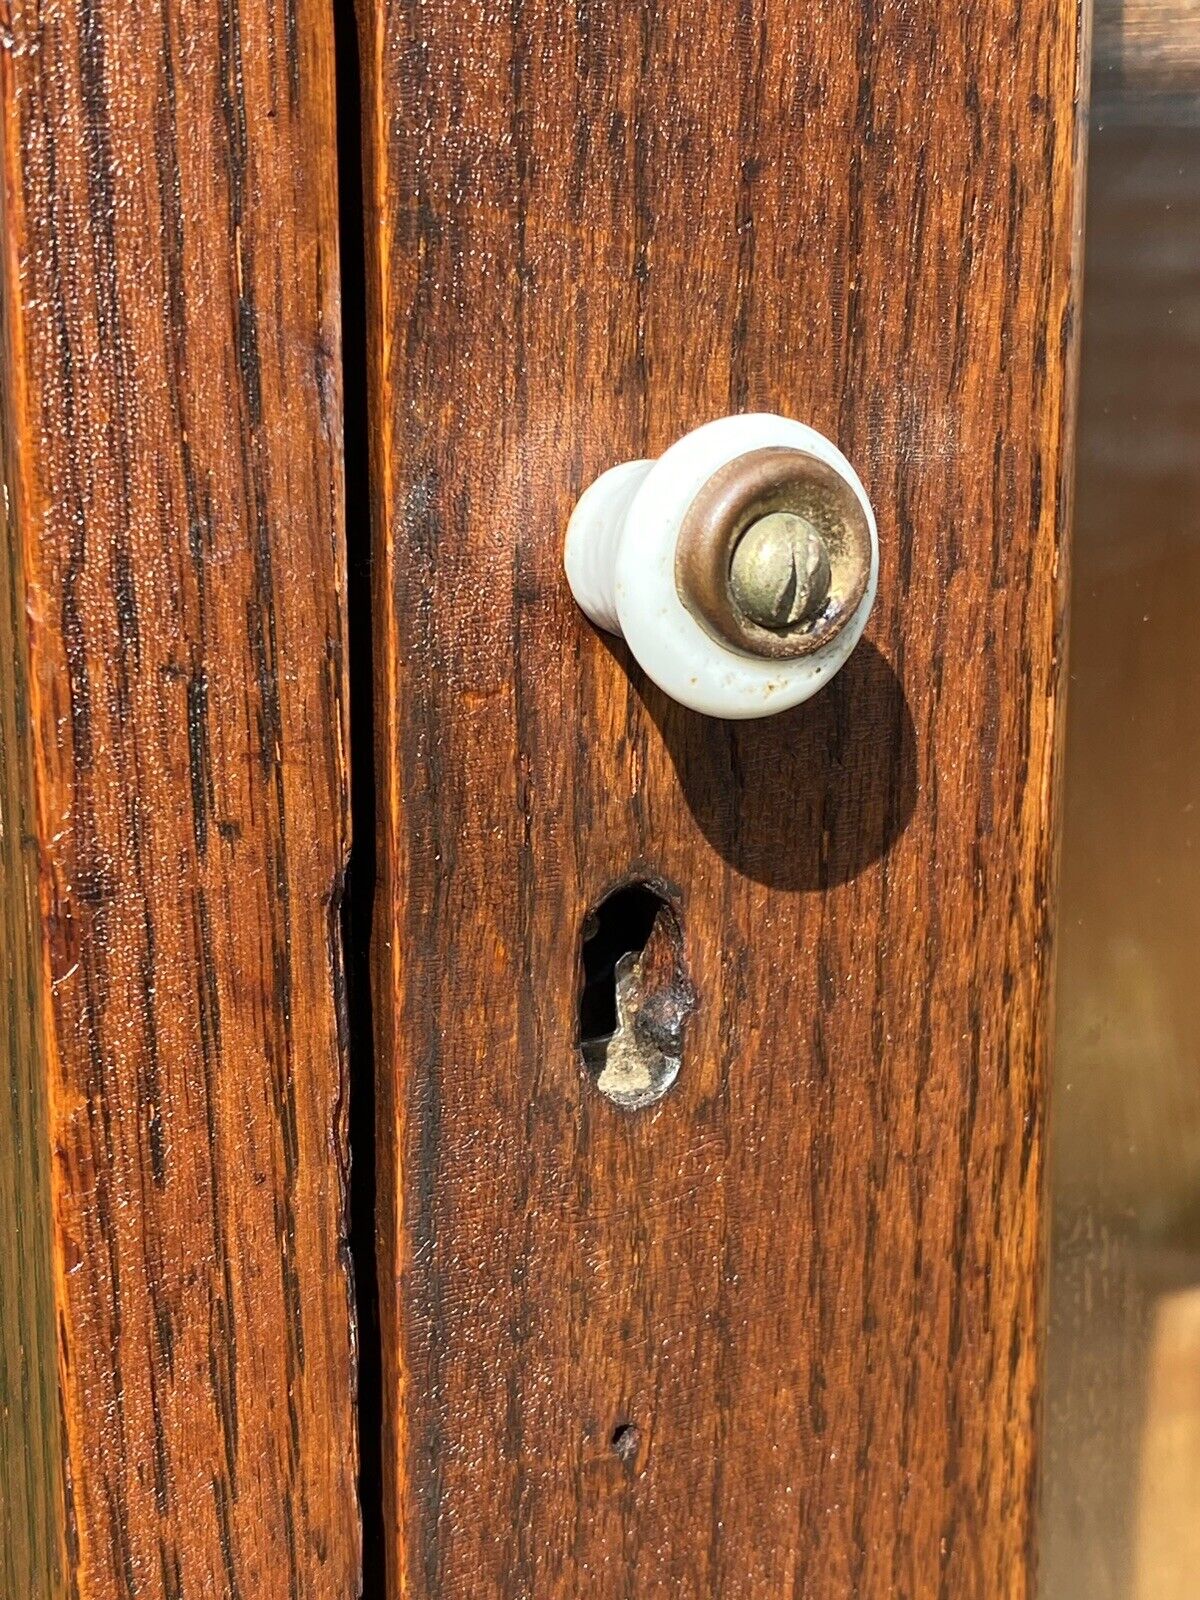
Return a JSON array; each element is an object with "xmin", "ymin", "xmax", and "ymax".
[{"xmin": 610, "ymin": 1422, "xmax": 640, "ymax": 1465}]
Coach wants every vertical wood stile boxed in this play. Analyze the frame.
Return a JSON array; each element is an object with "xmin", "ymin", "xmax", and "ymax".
[
  {"xmin": 358, "ymin": 0, "xmax": 1089, "ymax": 1595},
  {"xmin": 0, "ymin": 3, "xmax": 359, "ymax": 1594}
]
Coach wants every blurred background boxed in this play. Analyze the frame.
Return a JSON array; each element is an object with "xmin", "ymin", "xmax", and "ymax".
[{"xmin": 1042, "ymin": 3, "xmax": 1200, "ymax": 1596}]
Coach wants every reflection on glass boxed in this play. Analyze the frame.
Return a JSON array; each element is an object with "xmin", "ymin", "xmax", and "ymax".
[{"xmin": 1043, "ymin": 70, "xmax": 1200, "ymax": 1600}]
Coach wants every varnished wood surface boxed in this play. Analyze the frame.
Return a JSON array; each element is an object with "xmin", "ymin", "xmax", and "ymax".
[
  {"xmin": 360, "ymin": 1, "xmax": 1087, "ymax": 1596},
  {"xmin": 0, "ymin": 2, "xmax": 359, "ymax": 1595}
]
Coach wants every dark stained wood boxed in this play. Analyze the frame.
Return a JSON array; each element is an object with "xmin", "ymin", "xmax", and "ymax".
[
  {"xmin": 359, "ymin": 1, "xmax": 1087, "ymax": 1595},
  {"xmin": 0, "ymin": 2, "xmax": 359, "ymax": 1595}
]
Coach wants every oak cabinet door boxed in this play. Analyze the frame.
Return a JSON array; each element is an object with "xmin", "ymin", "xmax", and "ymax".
[
  {"xmin": 2, "ymin": 1, "xmax": 1088, "ymax": 1596},
  {"xmin": 0, "ymin": 5, "xmax": 358, "ymax": 1596},
  {"xmin": 357, "ymin": 2, "xmax": 1086, "ymax": 1596}
]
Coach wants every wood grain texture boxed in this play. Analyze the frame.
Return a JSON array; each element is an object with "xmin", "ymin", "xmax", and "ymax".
[
  {"xmin": 361, "ymin": 1, "xmax": 1087, "ymax": 1595},
  {"xmin": 0, "ymin": 2, "xmax": 359, "ymax": 1595}
]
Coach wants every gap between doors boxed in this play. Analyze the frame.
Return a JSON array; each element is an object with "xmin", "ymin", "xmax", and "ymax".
[{"xmin": 333, "ymin": 2, "xmax": 386, "ymax": 1591}]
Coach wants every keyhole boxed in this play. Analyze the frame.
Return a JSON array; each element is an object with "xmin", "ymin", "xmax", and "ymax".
[
  {"xmin": 578, "ymin": 880, "xmax": 694, "ymax": 1109},
  {"xmin": 579, "ymin": 883, "xmax": 663, "ymax": 1042}
]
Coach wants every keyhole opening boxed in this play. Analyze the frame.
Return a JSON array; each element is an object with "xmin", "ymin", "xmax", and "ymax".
[
  {"xmin": 579, "ymin": 883, "xmax": 664, "ymax": 1042},
  {"xmin": 578, "ymin": 879, "xmax": 694, "ymax": 1109}
]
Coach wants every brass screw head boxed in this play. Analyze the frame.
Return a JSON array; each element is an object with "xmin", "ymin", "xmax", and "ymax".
[{"xmin": 729, "ymin": 512, "xmax": 832, "ymax": 630}]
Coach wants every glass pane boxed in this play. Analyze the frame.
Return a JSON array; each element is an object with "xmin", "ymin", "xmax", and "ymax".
[{"xmin": 1042, "ymin": 30, "xmax": 1200, "ymax": 1600}]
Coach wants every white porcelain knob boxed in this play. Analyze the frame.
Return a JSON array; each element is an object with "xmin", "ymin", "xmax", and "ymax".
[{"xmin": 564, "ymin": 414, "xmax": 878, "ymax": 720}]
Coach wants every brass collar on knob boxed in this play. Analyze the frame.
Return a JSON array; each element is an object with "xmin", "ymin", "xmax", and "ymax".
[{"xmin": 674, "ymin": 446, "xmax": 872, "ymax": 662}]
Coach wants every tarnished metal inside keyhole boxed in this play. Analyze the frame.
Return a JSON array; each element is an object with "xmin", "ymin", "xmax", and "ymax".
[{"xmin": 578, "ymin": 881, "xmax": 695, "ymax": 1110}]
